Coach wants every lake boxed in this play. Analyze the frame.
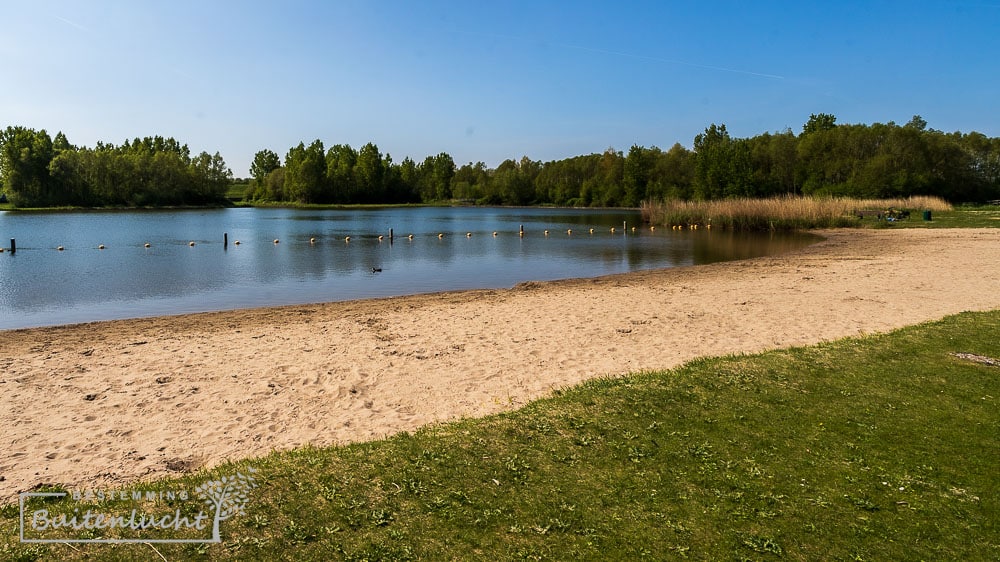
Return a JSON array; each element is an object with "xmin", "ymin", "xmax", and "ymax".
[{"xmin": 0, "ymin": 207, "xmax": 817, "ymax": 330}]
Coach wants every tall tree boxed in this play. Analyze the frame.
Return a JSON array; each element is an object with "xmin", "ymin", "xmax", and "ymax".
[
  {"xmin": 0, "ymin": 126, "xmax": 54, "ymax": 205},
  {"xmin": 623, "ymin": 144, "xmax": 651, "ymax": 206},
  {"xmin": 453, "ymin": 161, "xmax": 489, "ymax": 201},
  {"xmin": 249, "ymin": 149, "xmax": 281, "ymax": 186},
  {"xmin": 284, "ymin": 140, "xmax": 326, "ymax": 203},
  {"xmin": 398, "ymin": 156, "xmax": 418, "ymax": 199},
  {"xmin": 190, "ymin": 151, "xmax": 233, "ymax": 201},
  {"xmin": 693, "ymin": 124, "xmax": 731, "ymax": 200},
  {"xmin": 802, "ymin": 113, "xmax": 838, "ymax": 135},
  {"xmin": 354, "ymin": 142, "xmax": 386, "ymax": 202},
  {"xmin": 431, "ymin": 152, "xmax": 456, "ymax": 200},
  {"xmin": 647, "ymin": 143, "xmax": 694, "ymax": 200},
  {"xmin": 325, "ymin": 144, "xmax": 357, "ymax": 202},
  {"xmin": 905, "ymin": 115, "xmax": 928, "ymax": 131}
]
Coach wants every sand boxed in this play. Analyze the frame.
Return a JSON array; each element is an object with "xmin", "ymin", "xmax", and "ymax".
[{"xmin": 2, "ymin": 228, "xmax": 999, "ymax": 501}]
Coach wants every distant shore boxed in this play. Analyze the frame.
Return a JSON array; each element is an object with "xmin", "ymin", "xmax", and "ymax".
[
  {"xmin": 2, "ymin": 228, "xmax": 999, "ymax": 502},
  {"xmin": 0, "ymin": 201, "xmax": 639, "ymax": 212}
]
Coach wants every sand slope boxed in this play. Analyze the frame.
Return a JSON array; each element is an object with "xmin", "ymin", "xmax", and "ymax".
[{"xmin": 2, "ymin": 228, "xmax": 998, "ymax": 501}]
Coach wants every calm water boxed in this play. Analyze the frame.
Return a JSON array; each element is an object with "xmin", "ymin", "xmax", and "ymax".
[{"xmin": 0, "ymin": 207, "xmax": 817, "ymax": 329}]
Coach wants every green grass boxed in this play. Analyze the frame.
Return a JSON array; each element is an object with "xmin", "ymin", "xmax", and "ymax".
[
  {"xmin": 225, "ymin": 180, "xmax": 252, "ymax": 202},
  {"xmin": 3, "ymin": 311, "xmax": 998, "ymax": 560},
  {"xmin": 885, "ymin": 204, "xmax": 1000, "ymax": 229}
]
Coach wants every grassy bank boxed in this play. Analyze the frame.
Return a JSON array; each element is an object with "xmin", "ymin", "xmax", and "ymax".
[
  {"xmin": 641, "ymin": 196, "xmax": 954, "ymax": 231},
  {"xmin": 3, "ymin": 311, "xmax": 997, "ymax": 561},
  {"xmin": 887, "ymin": 204, "xmax": 1000, "ymax": 229}
]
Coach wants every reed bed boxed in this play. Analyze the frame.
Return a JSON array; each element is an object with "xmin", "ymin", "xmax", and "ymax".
[{"xmin": 641, "ymin": 196, "xmax": 952, "ymax": 231}]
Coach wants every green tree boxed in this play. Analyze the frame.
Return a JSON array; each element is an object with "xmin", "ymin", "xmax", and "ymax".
[
  {"xmin": 189, "ymin": 151, "xmax": 233, "ymax": 202},
  {"xmin": 905, "ymin": 115, "xmax": 928, "ymax": 131},
  {"xmin": 325, "ymin": 144, "xmax": 357, "ymax": 202},
  {"xmin": 261, "ymin": 167, "xmax": 286, "ymax": 201},
  {"xmin": 491, "ymin": 159, "xmax": 532, "ymax": 205},
  {"xmin": 415, "ymin": 153, "xmax": 456, "ymax": 201},
  {"xmin": 354, "ymin": 142, "xmax": 386, "ymax": 202},
  {"xmin": 249, "ymin": 149, "xmax": 281, "ymax": 187},
  {"xmin": 52, "ymin": 131, "xmax": 73, "ymax": 154},
  {"xmin": 592, "ymin": 148, "xmax": 624, "ymax": 206},
  {"xmin": 768, "ymin": 129, "xmax": 799, "ymax": 195},
  {"xmin": 431, "ymin": 152, "xmax": 456, "ymax": 200},
  {"xmin": 623, "ymin": 144, "xmax": 651, "ymax": 206},
  {"xmin": 648, "ymin": 143, "xmax": 694, "ymax": 200},
  {"xmin": 802, "ymin": 113, "xmax": 837, "ymax": 135},
  {"xmin": 453, "ymin": 161, "xmax": 489, "ymax": 201},
  {"xmin": 693, "ymin": 124, "xmax": 731, "ymax": 200},
  {"xmin": 534, "ymin": 155, "xmax": 599, "ymax": 206},
  {"xmin": 0, "ymin": 126, "xmax": 55, "ymax": 206},
  {"xmin": 284, "ymin": 140, "xmax": 326, "ymax": 203},
  {"xmin": 47, "ymin": 149, "xmax": 91, "ymax": 205},
  {"xmin": 397, "ymin": 156, "xmax": 419, "ymax": 201}
]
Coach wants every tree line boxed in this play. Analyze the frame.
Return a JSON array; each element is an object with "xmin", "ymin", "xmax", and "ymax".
[
  {"xmin": 247, "ymin": 114, "xmax": 999, "ymax": 207},
  {"xmin": 0, "ymin": 126, "xmax": 232, "ymax": 206},
  {"xmin": 3, "ymin": 115, "xmax": 998, "ymax": 208}
]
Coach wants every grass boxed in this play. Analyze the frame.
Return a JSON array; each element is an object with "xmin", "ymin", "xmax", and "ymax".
[
  {"xmin": 2, "ymin": 310, "xmax": 998, "ymax": 560},
  {"xmin": 885, "ymin": 204, "xmax": 1000, "ymax": 229},
  {"xmin": 640, "ymin": 196, "xmax": 956, "ymax": 231},
  {"xmin": 225, "ymin": 180, "xmax": 252, "ymax": 202}
]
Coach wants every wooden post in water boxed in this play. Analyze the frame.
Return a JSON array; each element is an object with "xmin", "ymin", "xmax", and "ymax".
[
  {"xmin": 623, "ymin": 220, "xmax": 626, "ymax": 235},
  {"xmin": 389, "ymin": 228, "xmax": 394, "ymax": 243},
  {"xmin": 9, "ymin": 239, "xmax": 14, "ymax": 254},
  {"xmin": 224, "ymin": 232, "xmax": 228, "ymax": 249}
]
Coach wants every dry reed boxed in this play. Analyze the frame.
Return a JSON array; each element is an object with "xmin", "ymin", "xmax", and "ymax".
[{"xmin": 640, "ymin": 196, "xmax": 952, "ymax": 231}]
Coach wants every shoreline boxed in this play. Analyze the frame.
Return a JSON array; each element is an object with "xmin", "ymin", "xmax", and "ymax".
[{"xmin": 2, "ymin": 228, "xmax": 999, "ymax": 501}]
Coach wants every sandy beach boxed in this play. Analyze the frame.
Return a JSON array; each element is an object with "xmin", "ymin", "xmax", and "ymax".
[{"xmin": 2, "ymin": 228, "xmax": 998, "ymax": 502}]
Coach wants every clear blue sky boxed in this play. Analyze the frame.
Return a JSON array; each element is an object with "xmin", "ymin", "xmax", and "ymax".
[{"xmin": 3, "ymin": 1, "xmax": 998, "ymax": 177}]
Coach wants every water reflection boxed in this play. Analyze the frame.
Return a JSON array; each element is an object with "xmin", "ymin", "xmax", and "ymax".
[{"xmin": 0, "ymin": 207, "xmax": 816, "ymax": 329}]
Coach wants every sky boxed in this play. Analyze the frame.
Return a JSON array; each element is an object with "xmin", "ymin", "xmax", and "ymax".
[{"xmin": 2, "ymin": 1, "xmax": 998, "ymax": 177}]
